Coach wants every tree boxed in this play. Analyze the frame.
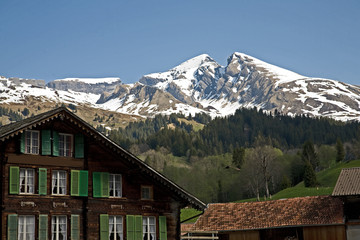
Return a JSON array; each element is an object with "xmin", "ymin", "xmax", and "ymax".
[
  {"xmin": 232, "ymin": 147, "xmax": 245, "ymax": 169},
  {"xmin": 22, "ymin": 108, "xmax": 30, "ymax": 116},
  {"xmin": 244, "ymin": 145, "xmax": 278, "ymax": 200},
  {"xmin": 336, "ymin": 138, "xmax": 345, "ymax": 162},
  {"xmin": 303, "ymin": 160, "xmax": 317, "ymax": 187},
  {"xmin": 302, "ymin": 140, "xmax": 319, "ymax": 171}
]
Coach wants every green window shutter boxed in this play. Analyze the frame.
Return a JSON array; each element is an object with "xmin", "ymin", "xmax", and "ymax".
[
  {"xmin": 93, "ymin": 172, "xmax": 109, "ymax": 198},
  {"xmin": 126, "ymin": 215, "xmax": 135, "ymax": 240},
  {"xmin": 93, "ymin": 172, "xmax": 101, "ymax": 197},
  {"xmin": 41, "ymin": 130, "xmax": 51, "ymax": 155},
  {"xmin": 20, "ymin": 132, "xmax": 25, "ymax": 153},
  {"xmin": 101, "ymin": 172, "xmax": 109, "ymax": 197},
  {"xmin": 39, "ymin": 214, "xmax": 48, "ymax": 240},
  {"xmin": 79, "ymin": 170, "xmax": 88, "ymax": 197},
  {"xmin": 74, "ymin": 134, "xmax": 84, "ymax": 159},
  {"xmin": 159, "ymin": 216, "xmax": 167, "ymax": 240},
  {"xmin": 134, "ymin": 215, "xmax": 143, "ymax": 240},
  {"xmin": 52, "ymin": 131, "xmax": 59, "ymax": 156},
  {"xmin": 7, "ymin": 214, "xmax": 18, "ymax": 240},
  {"xmin": 38, "ymin": 168, "xmax": 47, "ymax": 195},
  {"xmin": 99, "ymin": 214, "xmax": 109, "ymax": 240},
  {"xmin": 9, "ymin": 166, "xmax": 19, "ymax": 194},
  {"xmin": 71, "ymin": 170, "xmax": 80, "ymax": 196},
  {"xmin": 71, "ymin": 215, "xmax": 80, "ymax": 240}
]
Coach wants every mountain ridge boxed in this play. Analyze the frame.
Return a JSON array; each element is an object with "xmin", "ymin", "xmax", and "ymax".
[{"xmin": 1, "ymin": 52, "xmax": 360, "ymax": 123}]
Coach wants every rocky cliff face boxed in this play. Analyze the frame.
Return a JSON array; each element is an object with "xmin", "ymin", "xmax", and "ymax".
[
  {"xmin": 1, "ymin": 53, "xmax": 360, "ymax": 122},
  {"xmin": 47, "ymin": 77, "xmax": 121, "ymax": 94}
]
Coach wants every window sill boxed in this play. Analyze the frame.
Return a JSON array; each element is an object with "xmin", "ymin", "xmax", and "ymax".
[
  {"xmin": 109, "ymin": 196, "xmax": 126, "ymax": 200},
  {"xmin": 141, "ymin": 198, "xmax": 154, "ymax": 201}
]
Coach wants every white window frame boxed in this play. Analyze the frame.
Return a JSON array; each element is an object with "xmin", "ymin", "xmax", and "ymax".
[
  {"xmin": 142, "ymin": 216, "xmax": 156, "ymax": 240},
  {"xmin": 52, "ymin": 215, "xmax": 67, "ymax": 240},
  {"xmin": 19, "ymin": 168, "xmax": 35, "ymax": 194},
  {"xmin": 59, "ymin": 133, "xmax": 73, "ymax": 157},
  {"xmin": 109, "ymin": 216, "xmax": 123, "ymax": 240},
  {"xmin": 18, "ymin": 215, "xmax": 35, "ymax": 240},
  {"xmin": 109, "ymin": 174, "xmax": 122, "ymax": 197},
  {"xmin": 25, "ymin": 130, "xmax": 39, "ymax": 154},
  {"xmin": 52, "ymin": 170, "xmax": 67, "ymax": 195}
]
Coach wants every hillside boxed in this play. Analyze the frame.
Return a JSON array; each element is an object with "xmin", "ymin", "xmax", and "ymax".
[{"xmin": 272, "ymin": 160, "xmax": 360, "ymax": 200}]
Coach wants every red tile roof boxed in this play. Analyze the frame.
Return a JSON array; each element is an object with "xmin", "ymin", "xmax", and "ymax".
[
  {"xmin": 332, "ymin": 167, "xmax": 360, "ymax": 196},
  {"xmin": 181, "ymin": 223, "xmax": 194, "ymax": 234},
  {"xmin": 192, "ymin": 196, "xmax": 344, "ymax": 231}
]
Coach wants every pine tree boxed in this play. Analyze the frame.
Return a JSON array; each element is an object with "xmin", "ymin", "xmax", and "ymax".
[
  {"xmin": 302, "ymin": 140, "xmax": 319, "ymax": 170},
  {"xmin": 303, "ymin": 161, "xmax": 317, "ymax": 187},
  {"xmin": 336, "ymin": 138, "xmax": 345, "ymax": 162},
  {"xmin": 232, "ymin": 147, "xmax": 245, "ymax": 169}
]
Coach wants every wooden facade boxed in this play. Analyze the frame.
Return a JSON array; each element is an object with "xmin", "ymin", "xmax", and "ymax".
[
  {"xmin": 0, "ymin": 107, "xmax": 205, "ymax": 240},
  {"xmin": 332, "ymin": 168, "xmax": 360, "ymax": 240}
]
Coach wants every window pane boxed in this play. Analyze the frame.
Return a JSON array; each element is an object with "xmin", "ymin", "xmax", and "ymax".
[
  {"xmin": 52, "ymin": 171, "xmax": 67, "ymax": 195},
  {"xmin": 109, "ymin": 174, "xmax": 122, "ymax": 197},
  {"xmin": 52, "ymin": 216, "xmax": 67, "ymax": 240},
  {"xmin": 25, "ymin": 131, "xmax": 39, "ymax": 154},
  {"xmin": 59, "ymin": 134, "xmax": 72, "ymax": 157},
  {"xmin": 20, "ymin": 169, "xmax": 34, "ymax": 194},
  {"xmin": 143, "ymin": 216, "xmax": 156, "ymax": 240},
  {"xmin": 18, "ymin": 216, "xmax": 35, "ymax": 240}
]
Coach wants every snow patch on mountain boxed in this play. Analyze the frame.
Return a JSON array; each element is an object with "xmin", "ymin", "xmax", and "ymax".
[
  {"xmin": 231, "ymin": 52, "xmax": 304, "ymax": 86},
  {"xmin": 53, "ymin": 77, "xmax": 121, "ymax": 84}
]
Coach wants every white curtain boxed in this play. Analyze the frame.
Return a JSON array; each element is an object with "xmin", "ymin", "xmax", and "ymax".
[
  {"xmin": 116, "ymin": 217, "xmax": 123, "ymax": 240},
  {"xmin": 59, "ymin": 216, "xmax": 67, "ymax": 240},
  {"xmin": 115, "ymin": 175, "xmax": 122, "ymax": 197},
  {"xmin": 52, "ymin": 172, "xmax": 57, "ymax": 194},
  {"xmin": 28, "ymin": 169, "xmax": 34, "ymax": 193},
  {"xmin": 27, "ymin": 216, "xmax": 35, "ymax": 240},
  {"xmin": 109, "ymin": 216, "xmax": 114, "ymax": 238},
  {"xmin": 19, "ymin": 169, "xmax": 25, "ymax": 192},
  {"xmin": 59, "ymin": 171, "xmax": 66, "ymax": 194}
]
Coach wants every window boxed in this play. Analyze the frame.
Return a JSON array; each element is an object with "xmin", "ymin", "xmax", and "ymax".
[
  {"xmin": 19, "ymin": 168, "xmax": 35, "ymax": 194},
  {"xmin": 142, "ymin": 216, "xmax": 155, "ymax": 240},
  {"xmin": 59, "ymin": 134, "xmax": 73, "ymax": 157},
  {"xmin": 109, "ymin": 216, "xmax": 123, "ymax": 240},
  {"xmin": 52, "ymin": 170, "xmax": 67, "ymax": 195},
  {"xmin": 52, "ymin": 216, "xmax": 67, "ymax": 240},
  {"xmin": 141, "ymin": 186, "xmax": 153, "ymax": 200},
  {"xmin": 18, "ymin": 215, "xmax": 35, "ymax": 240},
  {"xmin": 109, "ymin": 174, "xmax": 122, "ymax": 197},
  {"xmin": 24, "ymin": 130, "xmax": 39, "ymax": 154}
]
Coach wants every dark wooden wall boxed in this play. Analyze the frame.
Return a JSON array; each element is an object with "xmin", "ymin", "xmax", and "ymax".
[{"xmin": 1, "ymin": 117, "xmax": 183, "ymax": 240}]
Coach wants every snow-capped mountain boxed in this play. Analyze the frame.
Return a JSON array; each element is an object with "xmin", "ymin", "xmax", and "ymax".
[
  {"xmin": 1, "ymin": 52, "xmax": 360, "ymax": 122},
  {"xmin": 47, "ymin": 77, "xmax": 121, "ymax": 94}
]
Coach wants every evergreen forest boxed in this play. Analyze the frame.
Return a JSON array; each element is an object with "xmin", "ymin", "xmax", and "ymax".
[{"xmin": 101, "ymin": 108, "xmax": 360, "ymax": 203}]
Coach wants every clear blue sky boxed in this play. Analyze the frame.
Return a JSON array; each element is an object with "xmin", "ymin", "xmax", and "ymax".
[{"xmin": 0, "ymin": 0, "xmax": 359, "ymax": 85}]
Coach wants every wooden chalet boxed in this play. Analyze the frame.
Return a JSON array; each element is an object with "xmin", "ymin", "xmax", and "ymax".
[
  {"xmin": 186, "ymin": 195, "xmax": 346, "ymax": 240},
  {"xmin": 0, "ymin": 107, "xmax": 206, "ymax": 240},
  {"xmin": 332, "ymin": 167, "xmax": 360, "ymax": 239}
]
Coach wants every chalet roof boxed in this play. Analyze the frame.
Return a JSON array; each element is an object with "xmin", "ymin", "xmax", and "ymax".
[
  {"xmin": 192, "ymin": 196, "xmax": 344, "ymax": 232},
  {"xmin": 332, "ymin": 167, "xmax": 360, "ymax": 196},
  {"xmin": 0, "ymin": 107, "xmax": 206, "ymax": 210}
]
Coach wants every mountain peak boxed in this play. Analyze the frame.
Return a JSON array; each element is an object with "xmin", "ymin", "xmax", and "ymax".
[
  {"xmin": 229, "ymin": 52, "xmax": 304, "ymax": 84},
  {"xmin": 172, "ymin": 54, "xmax": 215, "ymax": 71}
]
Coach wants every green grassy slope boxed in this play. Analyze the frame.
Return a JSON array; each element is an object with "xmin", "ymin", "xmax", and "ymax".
[{"xmin": 273, "ymin": 160, "xmax": 360, "ymax": 200}]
